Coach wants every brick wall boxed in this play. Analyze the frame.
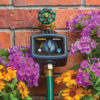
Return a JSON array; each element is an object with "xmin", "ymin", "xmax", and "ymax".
[{"xmin": 0, "ymin": 0, "xmax": 99, "ymax": 100}]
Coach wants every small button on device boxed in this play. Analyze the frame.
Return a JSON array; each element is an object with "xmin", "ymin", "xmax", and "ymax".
[
  {"xmin": 38, "ymin": 48, "xmax": 42, "ymax": 52},
  {"xmin": 57, "ymin": 48, "xmax": 62, "ymax": 53}
]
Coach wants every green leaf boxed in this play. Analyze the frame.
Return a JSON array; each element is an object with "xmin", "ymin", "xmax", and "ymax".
[
  {"xmin": 58, "ymin": 88, "xmax": 68, "ymax": 97},
  {"xmin": 81, "ymin": 95, "xmax": 94, "ymax": 100},
  {"xmin": 94, "ymin": 77, "xmax": 100, "ymax": 87},
  {"xmin": 98, "ymin": 95, "xmax": 100, "ymax": 100},
  {"xmin": 70, "ymin": 64, "xmax": 81, "ymax": 70},
  {"xmin": 94, "ymin": 87, "xmax": 100, "ymax": 91},
  {"xmin": 0, "ymin": 93, "xmax": 3, "ymax": 96},
  {"xmin": 0, "ymin": 48, "xmax": 9, "ymax": 57},
  {"xmin": 96, "ymin": 92, "xmax": 100, "ymax": 95},
  {"xmin": 24, "ymin": 97, "xmax": 32, "ymax": 100},
  {"xmin": 3, "ymin": 94, "xmax": 9, "ymax": 100},
  {"xmin": 9, "ymin": 93, "xmax": 18, "ymax": 100},
  {"xmin": 7, "ymin": 78, "xmax": 17, "ymax": 90},
  {"xmin": 4, "ymin": 58, "xmax": 8, "ymax": 64},
  {"xmin": 91, "ymin": 87, "xmax": 96, "ymax": 95},
  {"xmin": 12, "ymin": 78, "xmax": 17, "ymax": 86}
]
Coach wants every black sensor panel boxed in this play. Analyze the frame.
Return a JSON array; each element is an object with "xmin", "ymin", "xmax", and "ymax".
[{"xmin": 33, "ymin": 36, "xmax": 65, "ymax": 56}]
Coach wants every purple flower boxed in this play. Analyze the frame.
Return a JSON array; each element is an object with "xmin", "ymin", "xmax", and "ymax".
[
  {"xmin": 66, "ymin": 21, "xmax": 69, "ymax": 28},
  {"xmin": 91, "ymin": 58, "xmax": 99, "ymax": 61},
  {"xmin": 82, "ymin": 19, "xmax": 90, "ymax": 26},
  {"xmin": 80, "ymin": 43, "xmax": 91, "ymax": 54},
  {"xmin": 90, "ymin": 65, "xmax": 98, "ymax": 72},
  {"xmin": 0, "ymin": 57, "xmax": 5, "ymax": 64},
  {"xmin": 96, "ymin": 62, "xmax": 100, "ymax": 67},
  {"xmin": 80, "ymin": 47, "xmax": 92, "ymax": 54},
  {"xmin": 81, "ymin": 27, "xmax": 91, "ymax": 37},
  {"xmin": 80, "ymin": 37, "xmax": 91, "ymax": 43},
  {"xmin": 70, "ymin": 42, "xmax": 79, "ymax": 55},
  {"xmin": 95, "ymin": 70, "xmax": 100, "ymax": 77},
  {"xmin": 81, "ymin": 60, "xmax": 89, "ymax": 69},
  {"xmin": 6, "ymin": 46, "xmax": 40, "ymax": 88},
  {"xmin": 97, "ymin": 28, "xmax": 100, "ymax": 38},
  {"xmin": 76, "ymin": 72, "xmax": 91, "ymax": 86},
  {"xmin": 90, "ymin": 40, "xmax": 96, "ymax": 48},
  {"xmin": 70, "ymin": 37, "xmax": 92, "ymax": 55}
]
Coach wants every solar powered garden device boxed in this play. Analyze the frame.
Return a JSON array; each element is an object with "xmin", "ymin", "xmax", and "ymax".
[{"xmin": 31, "ymin": 8, "xmax": 68, "ymax": 100}]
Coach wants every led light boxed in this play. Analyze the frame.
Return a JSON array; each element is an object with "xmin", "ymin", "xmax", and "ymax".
[{"xmin": 38, "ymin": 49, "xmax": 42, "ymax": 52}]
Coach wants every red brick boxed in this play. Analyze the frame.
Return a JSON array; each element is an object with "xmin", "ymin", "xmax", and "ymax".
[
  {"xmin": 13, "ymin": 0, "xmax": 81, "ymax": 6},
  {"xmin": 15, "ymin": 31, "xmax": 39, "ymax": 47},
  {"xmin": 0, "ymin": 9, "xmax": 98, "ymax": 29},
  {"xmin": 32, "ymin": 97, "xmax": 45, "ymax": 100},
  {"xmin": 0, "ymin": 0, "xmax": 10, "ymax": 5},
  {"xmin": 15, "ymin": 31, "xmax": 80, "ymax": 50},
  {"xmin": 54, "ymin": 97, "xmax": 64, "ymax": 100},
  {"xmin": 32, "ymin": 97, "xmax": 63, "ymax": 100},
  {"xmin": 0, "ymin": 32, "xmax": 11, "ymax": 48},
  {"xmin": 0, "ymin": 10, "xmax": 9, "ymax": 28},
  {"xmin": 0, "ymin": 9, "xmax": 38, "ymax": 28},
  {"xmin": 7, "ymin": 10, "xmax": 38, "ymax": 29},
  {"xmin": 30, "ymin": 76, "xmax": 66, "ymax": 95},
  {"xmin": 54, "ymin": 54, "xmax": 83, "ymax": 73},
  {"xmin": 86, "ymin": 0, "xmax": 100, "ymax": 5},
  {"xmin": 32, "ymin": 97, "xmax": 64, "ymax": 100}
]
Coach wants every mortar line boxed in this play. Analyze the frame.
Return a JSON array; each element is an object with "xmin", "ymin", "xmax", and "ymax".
[
  {"xmin": 0, "ymin": 29, "xmax": 11, "ymax": 32},
  {"xmin": 10, "ymin": 0, "xmax": 13, "ymax": 6},
  {"xmin": 0, "ymin": 28, "xmax": 68, "ymax": 32},
  {"xmin": 81, "ymin": 0, "xmax": 85, "ymax": 6},
  {"xmin": 0, "ymin": 6, "xmax": 100, "ymax": 9},
  {"xmin": 10, "ymin": 30, "xmax": 15, "ymax": 47}
]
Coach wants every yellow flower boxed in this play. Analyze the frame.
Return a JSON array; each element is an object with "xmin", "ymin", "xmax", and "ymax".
[
  {"xmin": 17, "ymin": 81, "xmax": 29, "ymax": 99},
  {"xmin": 62, "ymin": 85, "xmax": 84, "ymax": 100},
  {"xmin": 0, "ymin": 71, "xmax": 4, "ymax": 80},
  {"xmin": 55, "ymin": 72, "xmax": 67, "ymax": 84},
  {"xmin": 82, "ymin": 89, "xmax": 92, "ymax": 96},
  {"xmin": 7, "ymin": 67, "xmax": 16, "ymax": 78},
  {"xmin": 4, "ymin": 67, "xmax": 16, "ymax": 81},
  {"xmin": 0, "ymin": 65, "xmax": 4, "ymax": 70},
  {"xmin": 0, "ymin": 80, "xmax": 5, "ymax": 92},
  {"xmin": 93, "ymin": 95, "xmax": 99, "ymax": 100},
  {"xmin": 63, "ymin": 70, "xmax": 77, "ymax": 87},
  {"xmin": 55, "ymin": 70, "xmax": 78, "ymax": 87}
]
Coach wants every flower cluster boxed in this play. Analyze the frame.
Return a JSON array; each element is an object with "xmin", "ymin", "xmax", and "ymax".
[
  {"xmin": 56, "ymin": 10, "xmax": 100, "ymax": 100},
  {"xmin": 0, "ymin": 46, "xmax": 40, "ymax": 100},
  {"xmin": 55, "ymin": 70, "xmax": 99, "ymax": 100},
  {"xmin": 0, "ymin": 64, "xmax": 31, "ymax": 100},
  {"xmin": 6, "ymin": 46, "xmax": 40, "ymax": 87},
  {"xmin": 70, "ymin": 36, "xmax": 96, "ymax": 55}
]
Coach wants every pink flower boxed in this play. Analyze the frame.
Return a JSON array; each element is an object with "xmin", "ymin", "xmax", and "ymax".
[
  {"xmin": 95, "ymin": 70, "xmax": 100, "ymax": 77},
  {"xmin": 90, "ymin": 65, "xmax": 98, "ymax": 72},
  {"xmin": 81, "ymin": 60, "xmax": 89, "ymax": 69},
  {"xmin": 80, "ymin": 37, "xmax": 91, "ymax": 43},
  {"xmin": 97, "ymin": 28, "xmax": 100, "ymax": 38},
  {"xmin": 91, "ymin": 40, "xmax": 96, "ymax": 48},
  {"xmin": 80, "ymin": 48, "xmax": 91, "ymax": 54},
  {"xmin": 70, "ymin": 41, "xmax": 80, "ymax": 55}
]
